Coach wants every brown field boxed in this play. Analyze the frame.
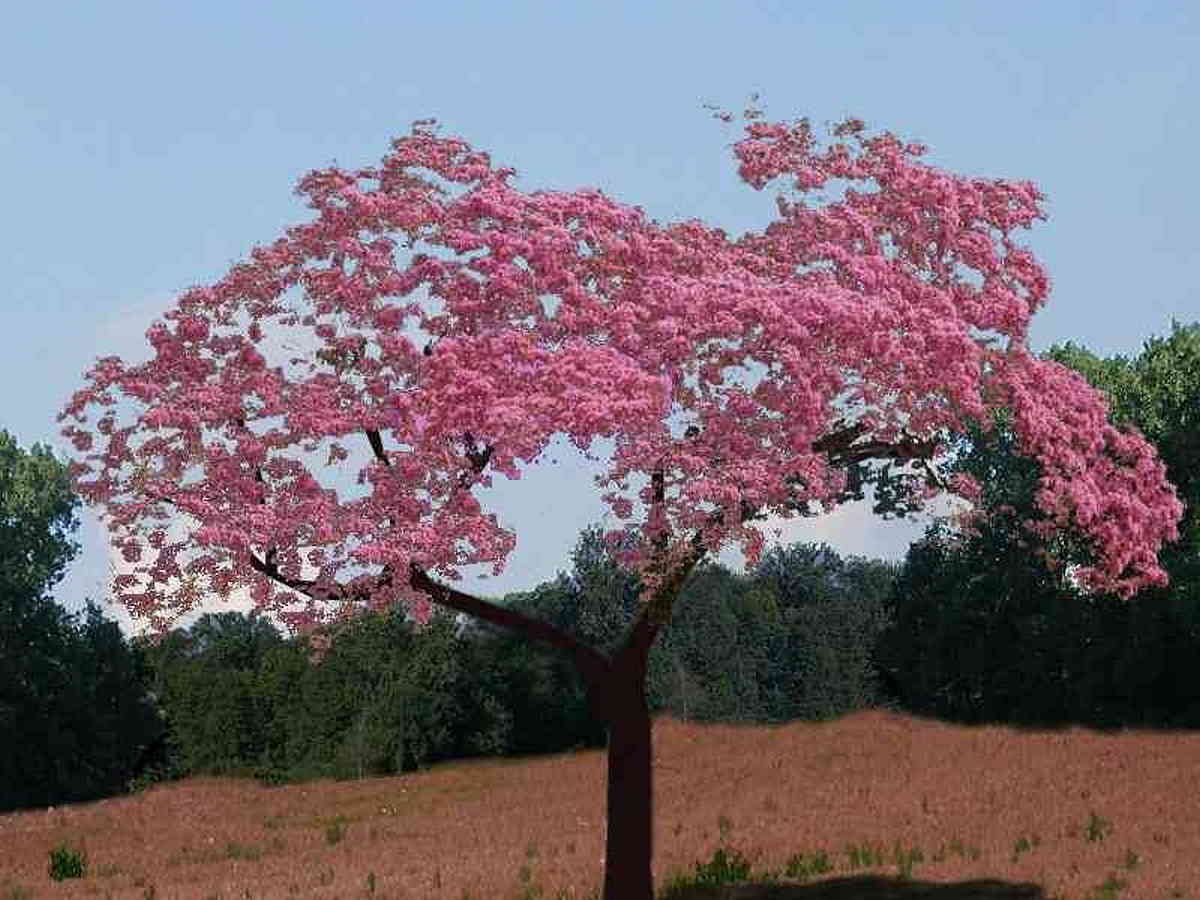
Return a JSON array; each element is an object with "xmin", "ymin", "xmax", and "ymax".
[{"xmin": 2, "ymin": 708, "xmax": 1198, "ymax": 899}]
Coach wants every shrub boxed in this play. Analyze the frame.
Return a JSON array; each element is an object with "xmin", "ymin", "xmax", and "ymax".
[{"xmin": 47, "ymin": 842, "xmax": 86, "ymax": 881}]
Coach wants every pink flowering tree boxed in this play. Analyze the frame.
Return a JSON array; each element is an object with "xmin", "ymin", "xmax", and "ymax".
[{"xmin": 60, "ymin": 107, "xmax": 1182, "ymax": 899}]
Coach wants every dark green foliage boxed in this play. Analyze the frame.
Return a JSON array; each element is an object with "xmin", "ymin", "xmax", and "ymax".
[
  {"xmin": 461, "ymin": 615, "xmax": 606, "ymax": 756},
  {"xmin": 2, "ymin": 595, "xmax": 166, "ymax": 810},
  {"xmin": 0, "ymin": 429, "xmax": 80, "ymax": 603},
  {"xmin": 140, "ymin": 596, "xmax": 605, "ymax": 783},
  {"xmin": 647, "ymin": 563, "xmax": 770, "ymax": 722},
  {"xmin": 136, "ymin": 612, "xmax": 282, "ymax": 777},
  {"xmin": 455, "ymin": 573, "xmax": 612, "ymax": 756},
  {"xmin": 47, "ymin": 843, "xmax": 86, "ymax": 881},
  {"xmin": 745, "ymin": 544, "xmax": 901, "ymax": 723},
  {"xmin": 132, "ymin": 516, "xmax": 911, "ymax": 786},
  {"xmin": 356, "ymin": 607, "xmax": 472, "ymax": 774},
  {"xmin": 70, "ymin": 603, "xmax": 165, "ymax": 794},
  {"xmin": 1, "ymin": 429, "xmax": 164, "ymax": 813},
  {"xmin": 874, "ymin": 321, "xmax": 1200, "ymax": 731}
]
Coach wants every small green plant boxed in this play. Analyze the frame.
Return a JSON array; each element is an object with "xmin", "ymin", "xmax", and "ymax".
[
  {"xmin": 1084, "ymin": 872, "xmax": 1129, "ymax": 900},
  {"xmin": 48, "ymin": 842, "xmax": 87, "ymax": 881},
  {"xmin": 690, "ymin": 846, "xmax": 754, "ymax": 886},
  {"xmin": 1011, "ymin": 833, "xmax": 1041, "ymax": 862},
  {"xmin": 225, "ymin": 841, "xmax": 262, "ymax": 861},
  {"xmin": 513, "ymin": 842, "xmax": 543, "ymax": 899},
  {"xmin": 686, "ymin": 813, "xmax": 753, "ymax": 887},
  {"xmin": 2, "ymin": 880, "xmax": 33, "ymax": 900},
  {"xmin": 845, "ymin": 841, "xmax": 886, "ymax": 871},
  {"xmin": 782, "ymin": 849, "xmax": 833, "ymax": 882},
  {"xmin": 325, "ymin": 816, "xmax": 347, "ymax": 845},
  {"xmin": 366, "ymin": 870, "xmax": 377, "ymax": 895},
  {"xmin": 891, "ymin": 841, "xmax": 924, "ymax": 878},
  {"xmin": 1085, "ymin": 811, "xmax": 1113, "ymax": 842}
]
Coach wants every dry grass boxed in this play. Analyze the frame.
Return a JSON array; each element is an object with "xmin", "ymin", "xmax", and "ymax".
[{"xmin": 1, "ymin": 708, "xmax": 1197, "ymax": 899}]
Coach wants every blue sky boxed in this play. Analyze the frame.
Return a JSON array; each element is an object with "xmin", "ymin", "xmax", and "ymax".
[{"xmin": 3, "ymin": 2, "xmax": 1197, "ymax": 636}]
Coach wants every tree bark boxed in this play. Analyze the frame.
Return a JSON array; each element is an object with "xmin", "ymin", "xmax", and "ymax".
[{"xmin": 590, "ymin": 654, "xmax": 656, "ymax": 900}]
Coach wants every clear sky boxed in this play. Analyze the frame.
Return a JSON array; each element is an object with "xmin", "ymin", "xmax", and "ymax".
[{"xmin": 4, "ymin": 2, "xmax": 1197, "ymax": 636}]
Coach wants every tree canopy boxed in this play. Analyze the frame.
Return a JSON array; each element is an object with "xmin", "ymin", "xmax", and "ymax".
[
  {"xmin": 56, "ymin": 106, "xmax": 1185, "ymax": 900},
  {"xmin": 1, "ymin": 430, "xmax": 162, "ymax": 812},
  {"xmin": 1, "ymin": 429, "xmax": 80, "ymax": 604},
  {"xmin": 59, "ymin": 113, "xmax": 1182, "ymax": 640}
]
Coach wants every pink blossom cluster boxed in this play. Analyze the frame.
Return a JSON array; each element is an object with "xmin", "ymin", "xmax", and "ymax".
[{"xmin": 59, "ymin": 112, "xmax": 1183, "ymax": 633}]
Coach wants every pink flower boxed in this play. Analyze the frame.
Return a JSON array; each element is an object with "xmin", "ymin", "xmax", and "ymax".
[{"xmin": 57, "ymin": 109, "xmax": 1183, "ymax": 636}]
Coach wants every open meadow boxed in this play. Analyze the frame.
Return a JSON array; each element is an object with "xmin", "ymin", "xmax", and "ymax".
[{"xmin": 2, "ymin": 708, "xmax": 1198, "ymax": 899}]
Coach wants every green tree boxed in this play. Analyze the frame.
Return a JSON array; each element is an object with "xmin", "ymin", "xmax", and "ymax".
[
  {"xmin": 1, "ymin": 590, "xmax": 81, "ymax": 809},
  {"xmin": 140, "ymin": 612, "xmax": 283, "ymax": 776},
  {"xmin": 1044, "ymin": 321, "xmax": 1200, "ymax": 725},
  {"xmin": 876, "ymin": 321, "xmax": 1200, "ymax": 729},
  {"xmin": 467, "ymin": 588, "xmax": 609, "ymax": 757},
  {"xmin": 1, "ymin": 430, "xmax": 162, "ymax": 811},
  {"xmin": 70, "ymin": 602, "xmax": 164, "ymax": 796},
  {"xmin": 0, "ymin": 429, "xmax": 80, "ymax": 603},
  {"xmin": 746, "ymin": 545, "xmax": 899, "ymax": 722}
]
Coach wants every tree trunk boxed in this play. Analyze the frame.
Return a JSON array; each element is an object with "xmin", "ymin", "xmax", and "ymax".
[
  {"xmin": 599, "ymin": 670, "xmax": 654, "ymax": 900},
  {"xmin": 406, "ymin": 546, "xmax": 705, "ymax": 900}
]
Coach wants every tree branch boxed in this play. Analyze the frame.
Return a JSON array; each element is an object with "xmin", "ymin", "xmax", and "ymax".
[
  {"xmin": 365, "ymin": 428, "xmax": 389, "ymax": 466},
  {"xmin": 178, "ymin": 412, "xmax": 943, "ymax": 707},
  {"xmin": 610, "ymin": 416, "xmax": 945, "ymax": 655},
  {"xmin": 409, "ymin": 563, "xmax": 612, "ymax": 687},
  {"xmin": 243, "ymin": 421, "xmax": 613, "ymax": 689}
]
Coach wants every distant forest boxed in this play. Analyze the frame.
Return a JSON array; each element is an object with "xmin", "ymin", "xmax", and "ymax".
[{"xmin": 4, "ymin": 323, "xmax": 1197, "ymax": 813}]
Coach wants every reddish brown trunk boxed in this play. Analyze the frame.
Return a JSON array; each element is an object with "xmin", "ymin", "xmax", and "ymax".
[{"xmin": 600, "ymin": 675, "xmax": 654, "ymax": 900}]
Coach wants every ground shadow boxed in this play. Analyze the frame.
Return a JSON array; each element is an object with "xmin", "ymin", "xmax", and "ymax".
[{"xmin": 668, "ymin": 874, "xmax": 1050, "ymax": 899}]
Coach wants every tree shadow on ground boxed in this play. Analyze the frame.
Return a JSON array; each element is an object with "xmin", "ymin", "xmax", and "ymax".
[{"xmin": 669, "ymin": 874, "xmax": 1049, "ymax": 899}]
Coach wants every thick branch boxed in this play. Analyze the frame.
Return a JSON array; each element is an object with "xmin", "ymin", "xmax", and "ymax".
[
  {"xmin": 645, "ymin": 461, "xmax": 670, "ymax": 620},
  {"xmin": 811, "ymin": 419, "xmax": 869, "ymax": 455},
  {"xmin": 825, "ymin": 432, "xmax": 940, "ymax": 467},
  {"xmin": 805, "ymin": 417, "xmax": 940, "ymax": 466},
  {"xmin": 409, "ymin": 563, "xmax": 612, "ymax": 686},
  {"xmin": 246, "ymin": 422, "xmax": 612, "ymax": 682},
  {"xmin": 246, "ymin": 547, "xmax": 611, "ymax": 691},
  {"xmin": 365, "ymin": 428, "xmax": 389, "ymax": 466}
]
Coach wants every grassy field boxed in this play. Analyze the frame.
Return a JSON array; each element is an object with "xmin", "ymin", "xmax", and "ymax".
[{"xmin": 1, "ymin": 708, "xmax": 1196, "ymax": 899}]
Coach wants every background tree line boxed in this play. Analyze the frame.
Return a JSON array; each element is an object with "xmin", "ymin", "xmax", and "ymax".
[{"xmin": 4, "ymin": 320, "xmax": 1196, "ymax": 812}]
